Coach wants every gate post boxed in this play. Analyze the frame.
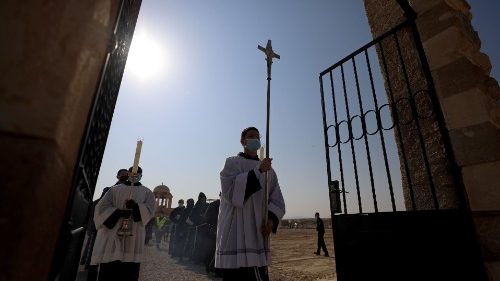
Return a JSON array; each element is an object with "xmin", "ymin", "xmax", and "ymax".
[
  {"xmin": 364, "ymin": 0, "xmax": 500, "ymax": 279},
  {"xmin": 0, "ymin": 1, "xmax": 134, "ymax": 281}
]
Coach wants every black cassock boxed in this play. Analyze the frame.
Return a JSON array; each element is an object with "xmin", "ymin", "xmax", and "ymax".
[
  {"xmin": 204, "ymin": 199, "xmax": 221, "ymax": 274},
  {"xmin": 188, "ymin": 200, "xmax": 209, "ymax": 262},
  {"xmin": 168, "ymin": 205, "xmax": 185, "ymax": 256},
  {"xmin": 177, "ymin": 204, "xmax": 194, "ymax": 258}
]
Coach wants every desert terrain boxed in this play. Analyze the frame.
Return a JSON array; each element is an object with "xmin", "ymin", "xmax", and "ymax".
[{"xmin": 270, "ymin": 227, "xmax": 336, "ymax": 281}]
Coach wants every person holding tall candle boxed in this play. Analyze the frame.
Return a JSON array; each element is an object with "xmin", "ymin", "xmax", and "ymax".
[
  {"xmin": 79, "ymin": 168, "xmax": 129, "ymax": 281},
  {"xmin": 215, "ymin": 126, "xmax": 286, "ymax": 281},
  {"xmin": 90, "ymin": 166, "xmax": 155, "ymax": 281}
]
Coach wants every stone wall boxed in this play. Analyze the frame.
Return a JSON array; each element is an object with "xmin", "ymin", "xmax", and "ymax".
[
  {"xmin": 364, "ymin": 0, "xmax": 500, "ymax": 279},
  {"xmin": 364, "ymin": 0, "xmax": 460, "ymax": 211},
  {"xmin": 0, "ymin": 1, "xmax": 121, "ymax": 280}
]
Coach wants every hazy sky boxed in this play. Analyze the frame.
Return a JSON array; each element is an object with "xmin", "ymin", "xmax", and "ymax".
[{"xmin": 94, "ymin": 1, "xmax": 500, "ymax": 219}]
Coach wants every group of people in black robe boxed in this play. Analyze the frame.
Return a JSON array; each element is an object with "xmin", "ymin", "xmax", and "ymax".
[{"xmin": 168, "ymin": 192, "xmax": 222, "ymax": 276}]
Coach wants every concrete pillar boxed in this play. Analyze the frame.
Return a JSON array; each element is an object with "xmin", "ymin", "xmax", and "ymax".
[
  {"xmin": 0, "ymin": 1, "xmax": 121, "ymax": 280},
  {"xmin": 364, "ymin": 0, "xmax": 500, "ymax": 279}
]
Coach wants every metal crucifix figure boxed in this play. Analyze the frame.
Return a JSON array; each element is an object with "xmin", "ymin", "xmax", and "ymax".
[
  {"xmin": 258, "ymin": 40, "xmax": 280, "ymax": 229},
  {"xmin": 258, "ymin": 40, "xmax": 280, "ymax": 80}
]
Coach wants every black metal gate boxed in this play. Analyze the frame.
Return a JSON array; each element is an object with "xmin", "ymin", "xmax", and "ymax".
[
  {"xmin": 48, "ymin": 1, "xmax": 142, "ymax": 280},
  {"xmin": 319, "ymin": 2, "xmax": 486, "ymax": 280}
]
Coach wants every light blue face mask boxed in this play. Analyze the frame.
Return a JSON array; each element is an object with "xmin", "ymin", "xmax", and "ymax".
[
  {"xmin": 246, "ymin": 138, "xmax": 261, "ymax": 152},
  {"xmin": 129, "ymin": 174, "xmax": 142, "ymax": 182}
]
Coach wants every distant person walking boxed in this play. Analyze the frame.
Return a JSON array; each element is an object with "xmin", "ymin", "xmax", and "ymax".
[{"xmin": 314, "ymin": 212, "xmax": 329, "ymax": 257}]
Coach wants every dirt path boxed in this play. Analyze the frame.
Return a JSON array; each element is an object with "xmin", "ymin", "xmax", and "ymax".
[
  {"xmin": 139, "ymin": 243, "xmax": 220, "ymax": 281},
  {"xmin": 138, "ymin": 228, "xmax": 336, "ymax": 281}
]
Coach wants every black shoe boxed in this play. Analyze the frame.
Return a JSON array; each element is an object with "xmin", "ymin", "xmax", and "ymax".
[
  {"xmin": 314, "ymin": 252, "xmax": 320, "ymax": 256},
  {"xmin": 324, "ymin": 253, "xmax": 329, "ymax": 257}
]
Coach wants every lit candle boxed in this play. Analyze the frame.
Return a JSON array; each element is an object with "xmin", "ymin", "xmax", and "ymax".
[
  {"xmin": 259, "ymin": 145, "xmax": 265, "ymax": 160},
  {"xmin": 132, "ymin": 139, "xmax": 143, "ymax": 175}
]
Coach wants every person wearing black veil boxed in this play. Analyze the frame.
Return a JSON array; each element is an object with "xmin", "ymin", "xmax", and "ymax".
[
  {"xmin": 204, "ymin": 195, "xmax": 221, "ymax": 276},
  {"xmin": 188, "ymin": 192, "xmax": 209, "ymax": 263}
]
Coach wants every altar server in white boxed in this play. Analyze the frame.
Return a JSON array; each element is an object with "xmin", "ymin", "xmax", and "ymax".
[
  {"xmin": 91, "ymin": 166, "xmax": 155, "ymax": 281},
  {"xmin": 216, "ymin": 126, "xmax": 286, "ymax": 281}
]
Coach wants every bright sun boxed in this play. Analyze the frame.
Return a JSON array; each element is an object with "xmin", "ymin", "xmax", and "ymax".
[{"xmin": 127, "ymin": 31, "xmax": 166, "ymax": 80}]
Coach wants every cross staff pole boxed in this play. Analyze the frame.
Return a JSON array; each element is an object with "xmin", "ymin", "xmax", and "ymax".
[{"xmin": 257, "ymin": 40, "xmax": 280, "ymax": 229}]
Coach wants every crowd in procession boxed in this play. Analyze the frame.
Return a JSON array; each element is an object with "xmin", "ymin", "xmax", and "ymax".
[
  {"xmin": 77, "ymin": 127, "xmax": 315, "ymax": 281},
  {"xmin": 166, "ymin": 194, "xmax": 222, "ymax": 276},
  {"xmin": 79, "ymin": 167, "xmax": 222, "ymax": 280}
]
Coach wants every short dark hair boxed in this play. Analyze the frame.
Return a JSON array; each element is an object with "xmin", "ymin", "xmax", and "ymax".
[
  {"xmin": 241, "ymin": 127, "xmax": 259, "ymax": 139},
  {"xmin": 128, "ymin": 166, "xmax": 143, "ymax": 174},
  {"xmin": 116, "ymin": 169, "xmax": 128, "ymax": 176},
  {"xmin": 315, "ymin": 212, "xmax": 320, "ymax": 217}
]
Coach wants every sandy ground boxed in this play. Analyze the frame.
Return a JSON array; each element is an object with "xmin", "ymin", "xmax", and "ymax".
[
  {"xmin": 136, "ymin": 228, "xmax": 336, "ymax": 281},
  {"xmin": 269, "ymin": 228, "xmax": 336, "ymax": 281}
]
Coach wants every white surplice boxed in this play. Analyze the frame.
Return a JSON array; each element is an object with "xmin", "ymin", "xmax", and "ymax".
[
  {"xmin": 215, "ymin": 154, "xmax": 286, "ymax": 268},
  {"xmin": 90, "ymin": 183, "xmax": 155, "ymax": 264}
]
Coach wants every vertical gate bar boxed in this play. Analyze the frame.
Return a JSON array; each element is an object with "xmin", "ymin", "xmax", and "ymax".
[
  {"xmin": 364, "ymin": 49, "xmax": 397, "ymax": 212},
  {"xmin": 394, "ymin": 32, "xmax": 440, "ymax": 210},
  {"xmin": 406, "ymin": 13, "xmax": 468, "ymax": 210},
  {"xmin": 329, "ymin": 71, "xmax": 348, "ymax": 213},
  {"xmin": 319, "ymin": 76, "xmax": 333, "ymax": 188},
  {"xmin": 378, "ymin": 41, "xmax": 417, "ymax": 210},
  {"xmin": 352, "ymin": 57, "xmax": 378, "ymax": 212},
  {"xmin": 341, "ymin": 64, "xmax": 363, "ymax": 213}
]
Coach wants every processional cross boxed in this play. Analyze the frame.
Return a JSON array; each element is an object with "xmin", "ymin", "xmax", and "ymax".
[
  {"xmin": 257, "ymin": 40, "xmax": 279, "ymax": 229},
  {"xmin": 258, "ymin": 40, "xmax": 280, "ymax": 80}
]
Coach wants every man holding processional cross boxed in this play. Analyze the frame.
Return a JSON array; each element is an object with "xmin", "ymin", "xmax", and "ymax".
[
  {"xmin": 90, "ymin": 140, "xmax": 155, "ymax": 281},
  {"xmin": 215, "ymin": 40, "xmax": 286, "ymax": 281}
]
